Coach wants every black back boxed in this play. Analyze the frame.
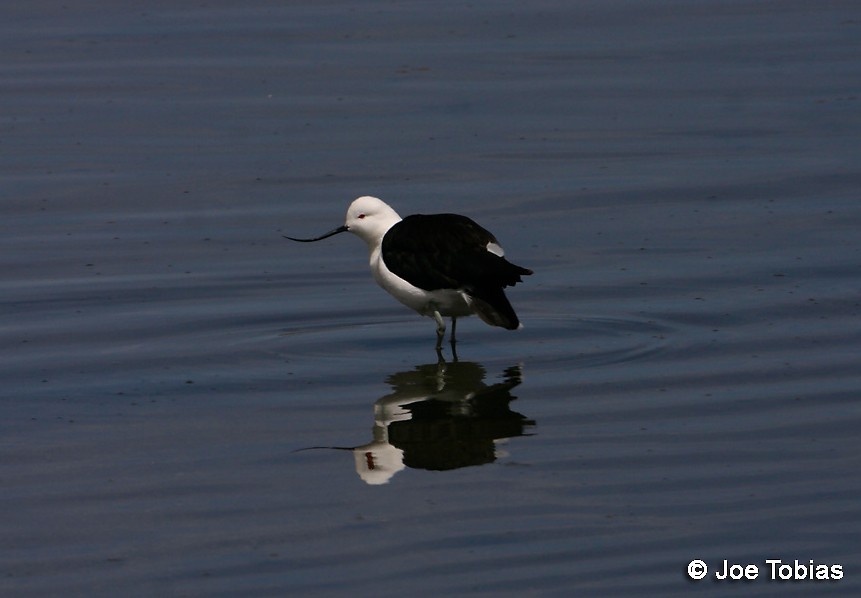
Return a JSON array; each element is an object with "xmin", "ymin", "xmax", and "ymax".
[{"xmin": 381, "ymin": 214, "xmax": 532, "ymax": 328}]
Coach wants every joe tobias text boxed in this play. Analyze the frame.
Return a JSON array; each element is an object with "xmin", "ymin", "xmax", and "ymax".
[{"xmin": 687, "ymin": 559, "xmax": 843, "ymax": 582}]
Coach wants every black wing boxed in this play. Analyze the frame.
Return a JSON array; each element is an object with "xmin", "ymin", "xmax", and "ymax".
[{"xmin": 381, "ymin": 213, "xmax": 532, "ymax": 293}]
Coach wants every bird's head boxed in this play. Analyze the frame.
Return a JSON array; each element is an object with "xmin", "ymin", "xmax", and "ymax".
[
  {"xmin": 284, "ymin": 196, "xmax": 402, "ymax": 249},
  {"xmin": 343, "ymin": 196, "xmax": 402, "ymax": 246}
]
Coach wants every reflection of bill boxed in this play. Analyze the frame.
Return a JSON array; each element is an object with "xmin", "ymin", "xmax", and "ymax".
[{"xmin": 351, "ymin": 361, "xmax": 535, "ymax": 485}]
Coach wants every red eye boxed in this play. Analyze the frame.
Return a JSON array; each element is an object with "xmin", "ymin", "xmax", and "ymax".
[{"xmin": 358, "ymin": 213, "xmax": 366, "ymax": 219}]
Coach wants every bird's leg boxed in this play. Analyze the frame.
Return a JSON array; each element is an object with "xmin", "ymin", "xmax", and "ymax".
[
  {"xmin": 433, "ymin": 310, "xmax": 446, "ymax": 350},
  {"xmin": 448, "ymin": 317, "xmax": 459, "ymax": 361}
]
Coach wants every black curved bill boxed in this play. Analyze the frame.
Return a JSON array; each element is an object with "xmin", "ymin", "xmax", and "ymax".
[{"xmin": 283, "ymin": 224, "xmax": 348, "ymax": 242}]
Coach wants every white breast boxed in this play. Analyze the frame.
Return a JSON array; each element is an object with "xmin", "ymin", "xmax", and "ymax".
[{"xmin": 370, "ymin": 247, "xmax": 473, "ymax": 317}]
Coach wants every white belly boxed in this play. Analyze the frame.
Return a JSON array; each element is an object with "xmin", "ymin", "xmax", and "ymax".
[{"xmin": 370, "ymin": 248, "xmax": 474, "ymax": 318}]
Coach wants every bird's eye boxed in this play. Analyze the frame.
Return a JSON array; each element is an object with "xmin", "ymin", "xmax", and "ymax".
[{"xmin": 358, "ymin": 214, "xmax": 366, "ymax": 219}]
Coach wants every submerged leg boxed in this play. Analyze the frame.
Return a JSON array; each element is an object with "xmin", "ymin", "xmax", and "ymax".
[
  {"xmin": 432, "ymin": 310, "xmax": 446, "ymax": 349},
  {"xmin": 450, "ymin": 317, "xmax": 458, "ymax": 345}
]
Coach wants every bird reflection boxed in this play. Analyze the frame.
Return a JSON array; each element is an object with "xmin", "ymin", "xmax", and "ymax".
[{"xmin": 300, "ymin": 361, "xmax": 535, "ymax": 485}]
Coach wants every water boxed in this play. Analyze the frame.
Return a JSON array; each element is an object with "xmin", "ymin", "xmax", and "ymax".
[{"xmin": 3, "ymin": 1, "xmax": 860, "ymax": 596}]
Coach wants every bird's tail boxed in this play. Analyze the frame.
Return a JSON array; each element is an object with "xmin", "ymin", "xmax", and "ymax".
[{"xmin": 467, "ymin": 287, "xmax": 521, "ymax": 330}]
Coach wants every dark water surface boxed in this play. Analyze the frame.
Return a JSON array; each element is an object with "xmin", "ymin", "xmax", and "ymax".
[{"xmin": 3, "ymin": 2, "xmax": 860, "ymax": 596}]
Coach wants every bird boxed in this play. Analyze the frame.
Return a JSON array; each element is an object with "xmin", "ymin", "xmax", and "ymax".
[{"xmin": 285, "ymin": 196, "xmax": 532, "ymax": 350}]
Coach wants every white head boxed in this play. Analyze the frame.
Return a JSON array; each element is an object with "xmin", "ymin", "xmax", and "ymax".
[
  {"xmin": 284, "ymin": 195, "xmax": 402, "ymax": 249},
  {"xmin": 343, "ymin": 196, "xmax": 403, "ymax": 248}
]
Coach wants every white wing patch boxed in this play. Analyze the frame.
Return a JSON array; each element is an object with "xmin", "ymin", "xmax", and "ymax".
[{"xmin": 486, "ymin": 241, "xmax": 505, "ymax": 257}]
